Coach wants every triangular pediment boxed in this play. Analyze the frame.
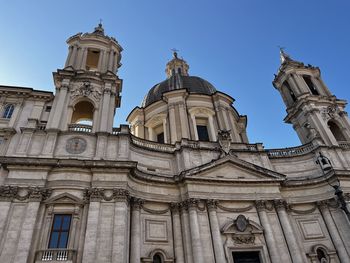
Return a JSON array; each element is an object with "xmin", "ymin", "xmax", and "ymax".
[
  {"xmin": 179, "ymin": 155, "xmax": 285, "ymax": 182},
  {"xmin": 44, "ymin": 193, "xmax": 84, "ymax": 204}
]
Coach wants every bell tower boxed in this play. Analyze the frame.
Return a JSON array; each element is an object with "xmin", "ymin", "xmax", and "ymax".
[
  {"xmin": 46, "ymin": 23, "xmax": 123, "ymax": 133},
  {"xmin": 273, "ymin": 49, "xmax": 350, "ymax": 146}
]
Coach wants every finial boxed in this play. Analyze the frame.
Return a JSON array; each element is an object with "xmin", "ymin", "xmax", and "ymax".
[
  {"xmin": 93, "ymin": 20, "xmax": 105, "ymax": 35},
  {"xmin": 171, "ymin": 48, "xmax": 179, "ymax": 59},
  {"xmin": 278, "ymin": 46, "xmax": 292, "ymax": 63}
]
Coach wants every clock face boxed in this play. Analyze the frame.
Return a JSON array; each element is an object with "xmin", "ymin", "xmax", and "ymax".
[{"xmin": 66, "ymin": 137, "xmax": 87, "ymax": 154}]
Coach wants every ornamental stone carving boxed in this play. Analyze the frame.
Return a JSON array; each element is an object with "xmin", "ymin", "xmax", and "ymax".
[
  {"xmin": 317, "ymin": 200, "xmax": 330, "ymax": 211},
  {"xmin": 206, "ymin": 199, "xmax": 218, "ymax": 210},
  {"xmin": 0, "ymin": 185, "xmax": 51, "ymax": 201},
  {"xmin": 235, "ymin": 214, "xmax": 249, "ymax": 232},
  {"xmin": 131, "ymin": 197, "xmax": 144, "ymax": 210},
  {"xmin": 83, "ymin": 187, "xmax": 130, "ymax": 203},
  {"xmin": 218, "ymin": 130, "xmax": 232, "ymax": 156},
  {"xmin": 274, "ymin": 199, "xmax": 287, "ymax": 210},
  {"xmin": 255, "ymin": 200, "xmax": 266, "ymax": 211},
  {"xmin": 70, "ymin": 81, "xmax": 102, "ymax": 101},
  {"xmin": 232, "ymin": 234, "xmax": 255, "ymax": 244},
  {"xmin": 0, "ymin": 185, "xmax": 18, "ymax": 200},
  {"xmin": 321, "ymin": 106, "xmax": 339, "ymax": 121}
]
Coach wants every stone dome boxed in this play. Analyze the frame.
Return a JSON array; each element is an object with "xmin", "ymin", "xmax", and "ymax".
[{"xmin": 141, "ymin": 75, "xmax": 217, "ymax": 107}]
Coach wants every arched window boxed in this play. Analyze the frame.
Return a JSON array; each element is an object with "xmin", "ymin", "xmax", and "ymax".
[
  {"xmin": 316, "ymin": 248, "xmax": 328, "ymax": 263},
  {"xmin": 2, "ymin": 104, "xmax": 14, "ymax": 119},
  {"xmin": 328, "ymin": 121, "xmax": 346, "ymax": 142},
  {"xmin": 303, "ymin": 75, "xmax": 319, "ymax": 95},
  {"xmin": 153, "ymin": 253, "xmax": 162, "ymax": 263},
  {"xmin": 71, "ymin": 101, "xmax": 94, "ymax": 125}
]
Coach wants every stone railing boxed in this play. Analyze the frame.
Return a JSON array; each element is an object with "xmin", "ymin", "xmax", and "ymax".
[
  {"xmin": 35, "ymin": 249, "xmax": 76, "ymax": 262},
  {"xmin": 36, "ymin": 123, "xmax": 47, "ymax": 130},
  {"xmin": 112, "ymin": 127, "xmax": 120, "ymax": 135},
  {"xmin": 130, "ymin": 135, "xmax": 176, "ymax": 153},
  {"xmin": 68, "ymin": 123, "xmax": 92, "ymax": 133},
  {"xmin": 266, "ymin": 142, "xmax": 315, "ymax": 158},
  {"xmin": 338, "ymin": 141, "xmax": 350, "ymax": 149}
]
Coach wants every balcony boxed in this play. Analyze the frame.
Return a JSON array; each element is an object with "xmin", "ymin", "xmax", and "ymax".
[
  {"xmin": 68, "ymin": 123, "xmax": 92, "ymax": 133},
  {"xmin": 35, "ymin": 249, "xmax": 76, "ymax": 262}
]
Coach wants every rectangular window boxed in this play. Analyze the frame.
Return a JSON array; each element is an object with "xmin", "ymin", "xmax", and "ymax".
[
  {"xmin": 232, "ymin": 251, "xmax": 261, "ymax": 263},
  {"xmin": 197, "ymin": 125, "xmax": 209, "ymax": 141},
  {"xmin": 48, "ymin": 214, "xmax": 72, "ymax": 249},
  {"xmin": 86, "ymin": 49, "xmax": 100, "ymax": 71},
  {"xmin": 157, "ymin": 132, "xmax": 164, "ymax": 143},
  {"xmin": 45, "ymin": 106, "xmax": 52, "ymax": 112}
]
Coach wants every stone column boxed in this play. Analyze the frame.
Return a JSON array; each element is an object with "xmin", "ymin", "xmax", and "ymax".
[
  {"xmin": 101, "ymin": 50, "xmax": 108, "ymax": 72},
  {"xmin": 82, "ymin": 190, "xmax": 102, "ymax": 263},
  {"xmin": 318, "ymin": 201, "xmax": 350, "ymax": 262},
  {"xmin": 112, "ymin": 190, "xmax": 130, "ymax": 263},
  {"xmin": 0, "ymin": 201, "xmax": 11, "ymax": 244},
  {"xmin": 162, "ymin": 118, "xmax": 168, "ymax": 143},
  {"xmin": 170, "ymin": 203, "xmax": 185, "ymax": 263},
  {"xmin": 169, "ymin": 104, "xmax": 177, "ymax": 143},
  {"xmin": 81, "ymin": 48, "xmax": 88, "ymax": 70},
  {"xmin": 148, "ymin": 126, "xmax": 154, "ymax": 141},
  {"xmin": 78, "ymin": 48, "xmax": 87, "ymax": 69},
  {"xmin": 178, "ymin": 102, "xmax": 190, "ymax": 139},
  {"xmin": 188, "ymin": 199, "xmax": 204, "ymax": 263},
  {"xmin": 97, "ymin": 50, "xmax": 104, "ymax": 71},
  {"xmin": 208, "ymin": 115, "xmax": 217, "ymax": 141},
  {"xmin": 68, "ymin": 45, "xmax": 78, "ymax": 67},
  {"xmin": 180, "ymin": 202, "xmax": 193, "ymax": 263},
  {"xmin": 191, "ymin": 114, "xmax": 198, "ymax": 140},
  {"xmin": 256, "ymin": 201, "xmax": 283, "ymax": 263},
  {"xmin": 130, "ymin": 198, "xmax": 143, "ymax": 263},
  {"xmin": 108, "ymin": 50, "xmax": 115, "ymax": 71},
  {"xmin": 13, "ymin": 188, "xmax": 50, "ymax": 263},
  {"xmin": 48, "ymin": 84, "xmax": 69, "ymax": 129},
  {"xmin": 206, "ymin": 200, "xmax": 225, "ymax": 263},
  {"xmin": 99, "ymin": 86, "xmax": 111, "ymax": 132},
  {"xmin": 68, "ymin": 205, "xmax": 81, "ymax": 249},
  {"xmin": 65, "ymin": 46, "xmax": 74, "ymax": 67},
  {"xmin": 274, "ymin": 200, "xmax": 307, "ymax": 263}
]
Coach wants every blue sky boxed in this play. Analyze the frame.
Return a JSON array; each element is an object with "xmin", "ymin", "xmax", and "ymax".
[{"xmin": 0, "ymin": 1, "xmax": 349, "ymax": 148}]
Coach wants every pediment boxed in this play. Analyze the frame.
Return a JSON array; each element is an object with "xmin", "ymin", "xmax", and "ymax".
[
  {"xmin": 180, "ymin": 155, "xmax": 285, "ymax": 182},
  {"xmin": 44, "ymin": 192, "xmax": 84, "ymax": 204}
]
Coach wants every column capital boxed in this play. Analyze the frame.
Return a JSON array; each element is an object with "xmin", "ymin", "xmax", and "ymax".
[
  {"xmin": 273, "ymin": 199, "xmax": 287, "ymax": 211},
  {"xmin": 255, "ymin": 200, "xmax": 267, "ymax": 211},
  {"xmin": 317, "ymin": 200, "xmax": 330, "ymax": 211},
  {"xmin": 113, "ymin": 188, "xmax": 130, "ymax": 203},
  {"xmin": 131, "ymin": 197, "xmax": 144, "ymax": 210},
  {"xmin": 170, "ymin": 202, "xmax": 181, "ymax": 214},
  {"xmin": 206, "ymin": 199, "xmax": 218, "ymax": 211}
]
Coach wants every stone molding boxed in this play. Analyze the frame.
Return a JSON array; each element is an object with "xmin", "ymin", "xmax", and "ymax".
[
  {"xmin": 0, "ymin": 185, "xmax": 52, "ymax": 201},
  {"xmin": 83, "ymin": 187, "xmax": 130, "ymax": 203}
]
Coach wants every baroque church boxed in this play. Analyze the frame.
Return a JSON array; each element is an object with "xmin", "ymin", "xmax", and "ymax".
[{"xmin": 0, "ymin": 24, "xmax": 350, "ymax": 263}]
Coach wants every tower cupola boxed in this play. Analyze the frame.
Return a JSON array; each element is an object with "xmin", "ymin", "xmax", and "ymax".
[
  {"xmin": 64, "ymin": 23, "xmax": 123, "ymax": 73},
  {"xmin": 165, "ymin": 51, "xmax": 189, "ymax": 78},
  {"xmin": 273, "ymin": 50, "xmax": 350, "ymax": 146},
  {"xmin": 47, "ymin": 24, "xmax": 123, "ymax": 134}
]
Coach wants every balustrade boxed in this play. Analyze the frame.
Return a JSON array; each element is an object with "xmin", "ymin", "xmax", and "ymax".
[
  {"xmin": 267, "ymin": 142, "xmax": 315, "ymax": 158},
  {"xmin": 35, "ymin": 249, "xmax": 76, "ymax": 262},
  {"xmin": 68, "ymin": 123, "xmax": 92, "ymax": 133}
]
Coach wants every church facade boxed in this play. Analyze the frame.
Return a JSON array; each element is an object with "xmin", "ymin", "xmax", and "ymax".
[{"xmin": 0, "ymin": 25, "xmax": 350, "ymax": 263}]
